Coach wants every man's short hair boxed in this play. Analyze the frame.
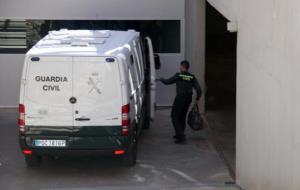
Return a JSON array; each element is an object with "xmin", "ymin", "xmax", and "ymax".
[{"xmin": 181, "ymin": 60, "xmax": 190, "ymax": 70}]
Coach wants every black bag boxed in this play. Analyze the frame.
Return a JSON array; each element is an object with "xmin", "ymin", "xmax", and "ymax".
[{"xmin": 187, "ymin": 104, "xmax": 204, "ymax": 131}]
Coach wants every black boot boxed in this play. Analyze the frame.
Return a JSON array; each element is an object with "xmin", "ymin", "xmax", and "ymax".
[
  {"xmin": 173, "ymin": 135, "xmax": 180, "ymax": 139},
  {"xmin": 174, "ymin": 136, "xmax": 186, "ymax": 144}
]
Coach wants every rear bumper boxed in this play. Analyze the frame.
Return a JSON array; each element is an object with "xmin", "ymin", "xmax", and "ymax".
[
  {"xmin": 21, "ymin": 148, "xmax": 118, "ymax": 157},
  {"xmin": 19, "ymin": 135, "xmax": 129, "ymax": 156}
]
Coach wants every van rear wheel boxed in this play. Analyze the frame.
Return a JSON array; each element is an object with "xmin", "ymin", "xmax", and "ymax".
[
  {"xmin": 123, "ymin": 132, "xmax": 138, "ymax": 167},
  {"xmin": 123, "ymin": 143, "xmax": 137, "ymax": 167},
  {"xmin": 143, "ymin": 117, "xmax": 150, "ymax": 129},
  {"xmin": 25, "ymin": 155, "xmax": 41, "ymax": 167}
]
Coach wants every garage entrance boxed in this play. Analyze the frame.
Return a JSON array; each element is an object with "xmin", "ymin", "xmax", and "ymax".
[{"xmin": 205, "ymin": 2, "xmax": 237, "ymax": 178}]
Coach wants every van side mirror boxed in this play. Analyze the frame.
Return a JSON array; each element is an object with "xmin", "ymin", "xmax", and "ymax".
[{"xmin": 154, "ymin": 54, "xmax": 161, "ymax": 70}]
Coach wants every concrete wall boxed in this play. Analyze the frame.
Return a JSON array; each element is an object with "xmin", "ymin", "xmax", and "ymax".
[
  {"xmin": 0, "ymin": 0, "xmax": 186, "ymax": 107},
  {"xmin": 208, "ymin": 0, "xmax": 300, "ymax": 189},
  {"xmin": 236, "ymin": 0, "xmax": 300, "ymax": 189},
  {"xmin": 207, "ymin": 0, "xmax": 238, "ymax": 22},
  {"xmin": 0, "ymin": 0, "xmax": 184, "ymax": 20},
  {"xmin": 0, "ymin": 54, "xmax": 24, "ymax": 107},
  {"xmin": 185, "ymin": 0, "xmax": 206, "ymax": 111}
]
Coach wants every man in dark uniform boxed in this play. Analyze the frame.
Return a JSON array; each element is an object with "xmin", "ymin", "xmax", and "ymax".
[{"xmin": 157, "ymin": 60, "xmax": 202, "ymax": 144}]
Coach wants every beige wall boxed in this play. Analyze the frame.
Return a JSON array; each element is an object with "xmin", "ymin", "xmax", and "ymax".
[
  {"xmin": 208, "ymin": 0, "xmax": 300, "ymax": 189},
  {"xmin": 185, "ymin": 0, "xmax": 206, "ymax": 111},
  {"xmin": 236, "ymin": 0, "xmax": 300, "ymax": 189},
  {"xmin": 0, "ymin": 54, "xmax": 24, "ymax": 107}
]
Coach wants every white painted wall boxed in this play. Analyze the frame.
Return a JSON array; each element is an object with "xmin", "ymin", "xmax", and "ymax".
[
  {"xmin": 208, "ymin": 0, "xmax": 300, "ymax": 189},
  {"xmin": 0, "ymin": 0, "xmax": 186, "ymax": 107},
  {"xmin": 0, "ymin": 54, "xmax": 24, "ymax": 107}
]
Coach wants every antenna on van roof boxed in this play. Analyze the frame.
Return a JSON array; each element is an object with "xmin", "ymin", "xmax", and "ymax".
[
  {"xmin": 48, "ymin": 29, "xmax": 111, "ymax": 39},
  {"xmin": 62, "ymin": 38, "xmax": 106, "ymax": 45},
  {"xmin": 71, "ymin": 42, "xmax": 89, "ymax": 47},
  {"xmin": 48, "ymin": 29, "xmax": 69, "ymax": 36}
]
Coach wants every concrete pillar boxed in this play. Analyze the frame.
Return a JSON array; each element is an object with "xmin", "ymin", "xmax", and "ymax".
[{"xmin": 185, "ymin": 0, "xmax": 206, "ymax": 112}]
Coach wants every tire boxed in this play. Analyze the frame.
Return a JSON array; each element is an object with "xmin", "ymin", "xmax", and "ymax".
[
  {"xmin": 143, "ymin": 98, "xmax": 151, "ymax": 130},
  {"xmin": 143, "ymin": 116, "xmax": 150, "ymax": 129},
  {"xmin": 25, "ymin": 155, "xmax": 41, "ymax": 167},
  {"xmin": 123, "ymin": 132, "xmax": 138, "ymax": 167}
]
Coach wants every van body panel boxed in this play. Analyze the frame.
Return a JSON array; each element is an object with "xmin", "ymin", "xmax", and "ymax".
[
  {"xmin": 71, "ymin": 136, "xmax": 124, "ymax": 149},
  {"xmin": 145, "ymin": 37, "xmax": 156, "ymax": 121},
  {"xmin": 20, "ymin": 57, "xmax": 30, "ymax": 104},
  {"xmin": 116, "ymin": 56, "xmax": 130, "ymax": 107},
  {"xmin": 19, "ymin": 30, "xmax": 156, "ymax": 160},
  {"xmin": 73, "ymin": 57, "xmax": 122, "ymax": 131},
  {"xmin": 24, "ymin": 56, "xmax": 73, "ymax": 127},
  {"xmin": 24, "ymin": 126, "xmax": 73, "ymax": 136},
  {"xmin": 72, "ymin": 125, "xmax": 121, "ymax": 136},
  {"xmin": 22, "ymin": 56, "xmax": 124, "ymax": 147}
]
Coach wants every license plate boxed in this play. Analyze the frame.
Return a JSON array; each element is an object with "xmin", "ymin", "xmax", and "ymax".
[{"xmin": 34, "ymin": 140, "xmax": 66, "ymax": 147}]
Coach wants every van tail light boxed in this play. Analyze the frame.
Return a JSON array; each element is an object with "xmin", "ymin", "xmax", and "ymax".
[
  {"xmin": 114, "ymin": 149, "xmax": 125, "ymax": 155},
  {"xmin": 22, "ymin": 149, "xmax": 32, "ymax": 155},
  {"xmin": 121, "ymin": 104, "xmax": 130, "ymax": 136},
  {"xmin": 19, "ymin": 104, "xmax": 25, "ymax": 133}
]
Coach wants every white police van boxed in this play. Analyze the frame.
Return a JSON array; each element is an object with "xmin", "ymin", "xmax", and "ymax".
[{"xmin": 19, "ymin": 29, "xmax": 160, "ymax": 167}]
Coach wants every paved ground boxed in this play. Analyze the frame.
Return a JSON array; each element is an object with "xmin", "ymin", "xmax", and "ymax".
[
  {"xmin": 206, "ymin": 109, "xmax": 236, "ymax": 175},
  {"xmin": 0, "ymin": 108, "xmax": 240, "ymax": 190}
]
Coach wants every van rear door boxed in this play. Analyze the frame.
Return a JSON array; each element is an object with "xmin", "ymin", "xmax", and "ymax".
[
  {"xmin": 24, "ymin": 56, "xmax": 73, "ymax": 127},
  {"xmin": 145, "ymin": 37, "xmax": 156, "ymax": 120},
  {"xmin": 72, "ymin": 57, "xmax": 122, "ymax": 134}
]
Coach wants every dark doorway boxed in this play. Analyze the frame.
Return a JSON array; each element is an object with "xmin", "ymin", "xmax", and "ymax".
[{"xmin": 205, "ymin": 2, "xmax": 237, "ymax": 176}]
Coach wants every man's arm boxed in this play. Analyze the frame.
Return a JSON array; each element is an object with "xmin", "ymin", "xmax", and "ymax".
[
  {"xmin": 159, "ymin": 73, "xmax": 179, "ymax": 85},
  {"xmin": 193, "ymin": 77, "xmax": 202, "ymax": 100}
]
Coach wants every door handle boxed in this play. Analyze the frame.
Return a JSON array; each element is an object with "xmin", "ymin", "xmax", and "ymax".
[
  {"xmin": 69, "ymin": 97, "xmax": 77, "ymax": 104},
  {"xmin": 75, "ymin": 118, "xmax": 91, "ymax": 121}
]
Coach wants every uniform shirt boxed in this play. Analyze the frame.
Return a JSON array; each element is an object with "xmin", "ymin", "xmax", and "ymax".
[{"xmin": 160, "ymin": 72, "xmax": 202, "ymax": 100}]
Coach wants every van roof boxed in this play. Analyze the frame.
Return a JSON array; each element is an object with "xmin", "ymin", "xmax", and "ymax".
[{"xmin": 26, "ymin": 29, "xmax": 140, "ymax": 57}]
